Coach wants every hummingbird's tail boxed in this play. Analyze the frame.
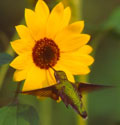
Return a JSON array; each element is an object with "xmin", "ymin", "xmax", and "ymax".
[
  {"xmin": 70, "ymin": 102, "xmax": 88, "ymax": 119},
  {"xmin": 80, "ymin": 111, "xmax": 88, "ymax": 119}
]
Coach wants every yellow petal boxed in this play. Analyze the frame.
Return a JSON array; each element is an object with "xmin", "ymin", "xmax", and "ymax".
[
  {"xmin": 61, "ymin": 52, "xmax": 94, "ymax": 66},
  {"xmin": 22, "ymin": 65, "xmax": 46, "ymax": 91},
  {"xmin": 13, "ymin": 62, "xmax": 33, "ymax": 81},
  {"xmin": 13, "ymin": 70, "xmax": 26, "ymax": 81},
  {"xmin": 25, "ymin": 8, "xmax": 45, "ymax": 40},
  {"xmin": 46, "ymin": 69, "xmax": 56, "ymax": 86},
  {"xmin": 55, "ymin": 21, "xmax": 84, "ymax": 41},
  {"xmin": 56, "ymin": 34, "xmax": 90, "ymax": 52},
  {"xmin": 35, "ymin": 0, "xmax": 49, "ymax": 23},
  {"xmin": 15, "ymin": 25, "xmax": 33, "ymax": 41},
  {"xmin": 13, "ymin": 69, "xmax": 28, "ymax": 81},
  {"xmin": 58, "ymin": 7, "xmax": 71, "ymax": 32},
  {"xmin": 46, "ymin": 2, "xmax": 64, "ymax": 39},
  {"xmin": 10, "ymin": 52, "xmax": 32, "ymax": 70},
  {"xmin": 54, "ymin": 63, "xmax": 75, "ymax": 82},
  {"xmin": 59, "ymin": 59, "xmax": 90, "ymax": 75},
  {"xmin": 10, "ymin": 39, "xmax": 34, "ymax": 55},
  {"xmin": 78, "ymin": 45, "xmax": 93, "ymax": 54},
  {"xmin": 67, "ymin": 21, "xmax": 84, "ymax": 33}
]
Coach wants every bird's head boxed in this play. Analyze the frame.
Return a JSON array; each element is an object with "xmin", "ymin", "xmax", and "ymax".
[
  {"xmin": 49, "ymin": 66, "xmax": 68, "ymax": 83},
  {"xmin": 54, "ymin": 70, "xmax": 67, "ymax": 83}
]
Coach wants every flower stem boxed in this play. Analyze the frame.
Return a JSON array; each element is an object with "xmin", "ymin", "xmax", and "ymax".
[
  {"xmin": 39, "ymin": 99, "xmax": 52, "ymax": 125},
  {"xmin": 63, "ymin": 0, "xmax": 88, "ymax": 125},
  {"xmin": 76, "ymin": 75, "xmax": 88, "ymax": 125}
]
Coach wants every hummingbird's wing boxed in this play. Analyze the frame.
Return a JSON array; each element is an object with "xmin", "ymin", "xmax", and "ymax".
[
  {"xmin": 21, "ymin": 84, "xmax": 59, "ymax": 100},
  {"xmin": 76, "ymin": 82, "xmax": 112, "ymax": 94}
]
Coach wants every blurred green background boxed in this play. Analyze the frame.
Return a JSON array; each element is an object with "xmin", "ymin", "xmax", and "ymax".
[{"xmin": 0, "ymin": 0, "xmax": 120, "ymax": 125}]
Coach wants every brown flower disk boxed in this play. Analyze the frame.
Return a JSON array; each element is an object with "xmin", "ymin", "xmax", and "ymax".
[{"xmin": 32, "ymin": 37, "xmax": 60, "ymax": 69}]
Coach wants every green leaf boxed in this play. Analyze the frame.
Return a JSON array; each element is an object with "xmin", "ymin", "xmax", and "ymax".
[
  {"xmin": 0, "ymin": 104, "xmax": 40, "ymax": 125},
  {"xmin": 18, "ymin": 104, "xmax": 40, "ymax": 125},
  {"xmin": 0, "ymin": 106, "xmax": 17, "ymax": 125},
  {"xmin": 18, "ymin": 94, "xmax": 40, "ymax": 113},
  {"xmin": 102, "ymin": 7, "xmax": 120, "ymax": 34},
  {"xmin": 17, "ymin": 118, "xmax": 30, "ymax": 125},
  {"xmin": 0, "ymin": 53, "xmax": 13, "ymax": 66}
]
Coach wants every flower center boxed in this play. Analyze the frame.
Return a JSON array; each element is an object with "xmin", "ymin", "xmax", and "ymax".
[{"xmin": 32, "ymin": 37, "xmax": 60, "ymax": 69}]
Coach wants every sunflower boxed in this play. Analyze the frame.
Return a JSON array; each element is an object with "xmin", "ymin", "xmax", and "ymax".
[{"xmin": 10, "ymin": 0, "xmax": 94, "ymax": 91}]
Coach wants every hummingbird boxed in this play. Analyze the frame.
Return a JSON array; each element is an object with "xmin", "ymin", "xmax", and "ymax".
[{"xmin": 22, "ymin": 68, "xmax": 111, "ymax": 119}]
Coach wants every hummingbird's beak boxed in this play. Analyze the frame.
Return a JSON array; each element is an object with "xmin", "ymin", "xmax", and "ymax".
[{"xmin": 48, "ymin": 65, "xmax": 57, "ymax": 72}]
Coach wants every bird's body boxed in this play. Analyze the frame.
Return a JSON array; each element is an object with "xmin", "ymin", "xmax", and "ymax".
[
  {"xmin": 54, "ymin": 72, "xmax": 87, "ymax": 118},
  {"xmin": 22, "ymin": 69, "xmax": 111, "ymax": 119}
]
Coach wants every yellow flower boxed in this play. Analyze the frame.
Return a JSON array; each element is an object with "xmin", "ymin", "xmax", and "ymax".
[{"xmin": 10, "ymin": 0, "xmax": 94, "ymax": 91}]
